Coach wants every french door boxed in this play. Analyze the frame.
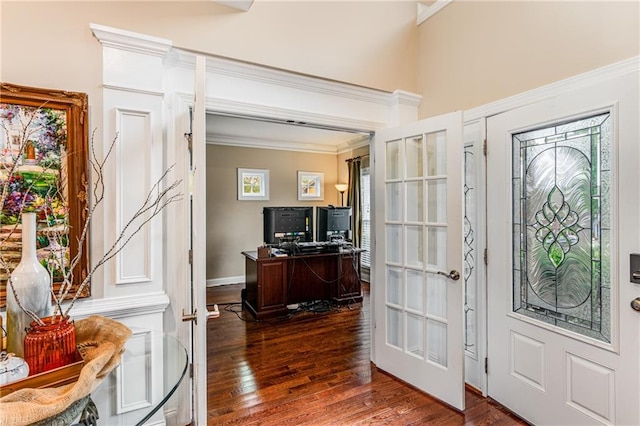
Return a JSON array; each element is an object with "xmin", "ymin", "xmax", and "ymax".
[
  {"xmin": 486, "ymin": 70, "xmax": 640, "ymax": 425},
  {"xmin": 373, "ymin": 112, "xmax": 465, "ymax": 410}
]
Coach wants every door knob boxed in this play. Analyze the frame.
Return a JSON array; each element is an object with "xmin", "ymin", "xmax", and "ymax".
[
  {"xmin": 631, "ymin": 297, "xmax": 640, "ymax": 312},
  {"xmin": 436, "ymin": 270, "xmax": 461, "ymax": 281}
]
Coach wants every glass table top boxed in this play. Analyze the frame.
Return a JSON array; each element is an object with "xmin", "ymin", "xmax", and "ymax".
[
  {"xmin": 41, "ymin": 332, "xmax": 190, "ymax": 426},
  {"xmin": 104, "ymin": 333, "xmax": 189, "ymax": 425}
]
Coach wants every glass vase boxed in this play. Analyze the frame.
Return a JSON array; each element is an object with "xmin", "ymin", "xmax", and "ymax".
[
  {"xmin": 23, "ymin": 315, "xmax": 76, "ymax": 375},
  {"xmin": 6, "ymin": 212, "xmax": 52, "ymax": 358}
]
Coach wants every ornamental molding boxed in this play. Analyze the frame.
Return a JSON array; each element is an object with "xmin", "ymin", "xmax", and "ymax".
[
  {"xmin": 90, "ymin": 23, "xmax": 172, "ymax": 58},
  {"xmin": 417, "ymin": 0, "xmax": 454, "ymax": 26},
  {"xmin": 70, "ymin": 291, "xmax": 170, "ymax": 320}
]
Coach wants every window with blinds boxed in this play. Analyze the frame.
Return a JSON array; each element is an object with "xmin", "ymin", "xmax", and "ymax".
[{"xmin": 360, "ymin": 166, "xmax": 371, "ymax": 268}]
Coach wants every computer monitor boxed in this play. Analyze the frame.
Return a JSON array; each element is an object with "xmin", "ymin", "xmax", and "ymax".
[
  {"xmin": 316, "ymin": 206, "xmax": 351, "ymax": 242},
  {"xmin": 263, "ymin": 206, "xmax": 313, "ymax": 245}
]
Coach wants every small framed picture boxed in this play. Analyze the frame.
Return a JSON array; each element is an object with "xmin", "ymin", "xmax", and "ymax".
[
  {"xmin": 237, "ymin": 168, "xmax": 269, "ymax": 200},
  {"xmin": 297, "ymin": 171, "xmax": 324, "ymax": 201}
]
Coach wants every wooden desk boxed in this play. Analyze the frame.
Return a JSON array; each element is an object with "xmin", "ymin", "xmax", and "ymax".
[{"xmin": 241, "ymin": 249, "xmax": 363, "ymax": 319}]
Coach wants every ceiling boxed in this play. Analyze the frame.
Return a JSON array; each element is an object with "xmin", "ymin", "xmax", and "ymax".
[{"xmin": 206, "ymin": 114, "xmax": 370, "ymax": 154}]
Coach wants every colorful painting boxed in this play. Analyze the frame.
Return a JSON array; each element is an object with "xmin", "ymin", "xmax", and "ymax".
[{"xmin": 0, "ymin": 83, "xmax": 89, "ymax": 307}]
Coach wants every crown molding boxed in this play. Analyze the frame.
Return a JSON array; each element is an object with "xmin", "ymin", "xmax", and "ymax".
[
  {"xmin": 207, "ymin": 57, "xmax": 392, "ymax": 105},
  {"xmin": 337, "ymin": 134, "xmax": 371, "ymax": 154},
  {"xmin": 391, "ymin": 90, "xmax": 422, "ymax": 107},
  {"xmin": 168, "ymin": 48, "xmax": 392, "ymax": 106},
  {"xmin": 207, "ymin": 133, "xmax": 342, "ymax": 154},
  {"xmin": 417, "ymin": 0, "xmax": 453, "ymax": 26},
  {"xmin": 212, "ymin": 0, "xmax": 254, "ymax": 12},
  {"xmin": 90, "ymin": 23, "xmax": 172, "ymax": 58}
]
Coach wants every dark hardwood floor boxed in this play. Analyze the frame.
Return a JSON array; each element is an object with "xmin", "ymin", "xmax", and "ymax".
[{"xmin": 206, "ymin": 283, "xmax": 527, "ymax": 425}]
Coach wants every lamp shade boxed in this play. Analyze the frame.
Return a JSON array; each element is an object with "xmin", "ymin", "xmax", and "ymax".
[{"xmin": 335, "ymin": 183, "xmax": 348, "ymax": 192}]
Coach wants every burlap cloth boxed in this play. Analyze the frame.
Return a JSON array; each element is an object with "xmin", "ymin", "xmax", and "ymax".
[{"xmin": 0, "ymin": 315, "xmax": 132, "ymax": 426}]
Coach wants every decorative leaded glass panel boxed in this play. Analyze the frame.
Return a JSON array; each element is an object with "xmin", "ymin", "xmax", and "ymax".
[
  {"xmin": 463, "ymin": 144, "xmax": 476, "ymax": 354},
  {"xmin": 512, "ymin": 112, "xmax": 611, "ymax": 342}
]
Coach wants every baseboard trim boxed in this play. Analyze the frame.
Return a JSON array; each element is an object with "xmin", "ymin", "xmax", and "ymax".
[{"xmin": 207, "ymin": 276, "xmax": 245, "ymax": 287}]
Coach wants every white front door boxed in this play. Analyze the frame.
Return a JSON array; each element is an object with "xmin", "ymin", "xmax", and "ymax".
[
  {"xmin": 486, "ymin": 70, "xmax": 640, "ymax": 425},
  {"xmin": 373, "ymin": 112, "xmax": 465, "ymax": 410}
]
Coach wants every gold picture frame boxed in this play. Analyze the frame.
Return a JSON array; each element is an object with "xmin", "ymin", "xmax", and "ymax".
[{"xmin": 0, "ymin": 83, "xmax": 90, "ymax": 308}]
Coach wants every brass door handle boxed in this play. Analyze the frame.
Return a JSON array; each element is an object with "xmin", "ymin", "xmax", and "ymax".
[
  {"xmin": 437, "ymin": 270, "xmax": 461, "ymax": 281},
  {"xmin": 207, "ymin": 305, "xmax": 220, "ymax": 320},
  {"xmin": 182, "ymin": 308, "xmax": 197, "ymax": 324},
  {"xmin": 631, "ymin": 297, "xmax": 640, "ymax": 312}
]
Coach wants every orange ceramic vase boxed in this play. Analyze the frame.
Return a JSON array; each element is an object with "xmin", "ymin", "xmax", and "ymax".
[{"xmin": 23, "ymin": 315, "xmax": 76, "ymax": 375}]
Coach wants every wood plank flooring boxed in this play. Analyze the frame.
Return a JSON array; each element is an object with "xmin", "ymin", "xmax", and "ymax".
[{"xmin": 206, "ymin": 283, "xmax": 527, "ymax": 425}]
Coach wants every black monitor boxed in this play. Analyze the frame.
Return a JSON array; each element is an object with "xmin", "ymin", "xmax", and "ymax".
[
  {"xmin": 263, "ymin": 206, "xmax": 313, "ymax": 246},
  {"xmin": 316, "ymin": 206, "xmax": 351, "ymax": 242}
]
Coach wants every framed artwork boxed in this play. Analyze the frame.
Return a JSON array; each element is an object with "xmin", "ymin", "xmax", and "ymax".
[
  {"xmin": 237, "ymin": 168, "xmax": 269, "ymax": 200},
  {"xmin": 297, "ymin": 171, "xmax": 324, "ymax": 201},
  {"xmin": 0, "ymin": 83, "xmax": 89, "ymax": 308}
]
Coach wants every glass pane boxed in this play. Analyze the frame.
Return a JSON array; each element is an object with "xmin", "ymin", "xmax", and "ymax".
[
  {"xmin": 512, "ymin": 112, "xmax": 611, "ymax": 343},
  {"xmin": 427, "ymin": 179, "xmax": 447, "ymax": 223},
  {"xmin": 387, "ymin": 307, "xmax": 403, "ymax": 349},
  {"xmin": 407, "ymin": 313, "xmax": 425, "ymax": 359},
  {"xmin": 426, "ymin": 131, "xmax": 447, "ymax": 176},
  {"xmin": 405, "ymin": 135, "xmax": 424, "ymax": 178},
  {"xmin": 427, "ymin": 226, "xmax": 447, "ymax": 269},
  {"xmin": 405, "ymin": 225, "xmax": 423, "ymax": 268},
  {"xmin": 426, "ymin": 274, "xmax": 447, "ymax": 318},
  {"xmin": 463, "ymin": 144, "xmax": 477, "ymax": 354},
  {"xmin": 406, "ymin": 181, "xmax": 423, "ymax": 222},
  {"xmin": 406, "ymin": 270, "xmax": 424, "ymax": 313},
  {"xmin": 386, "ymin": 225, "xmax": 402, "ymax": 264},
  {"xmin": 386, "ymin": 267, "xmax": 403, "ymax": 306},
  {"xmin": 427, "ymin": 320, "xmax": 447, "ymax": 367},
  {"xmin": 386, "ymin": 182, "xmax": 402, "ymax": 221},
  {"xmin": 386, "ymin": 139, "xmax": 402, "ymax": 180}
]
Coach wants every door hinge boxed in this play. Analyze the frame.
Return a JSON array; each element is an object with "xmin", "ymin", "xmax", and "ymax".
[
  {"xmin": 185, "ymin": 132, "xmax": 193, "ymax": 152},
  {"xmin": 484, "ymin": 357, "xmax": 488, "ymax": 374},
  {"xmin": 483, "ymin": 139, "xmax": 487, "ymax": 156},
  {"xmin": 483, "ymin": 248, "xmax": 488, "ymax": 266},
  {"xmin": 189, "ymin": 363, "xmax": 194, "ymax": 378},
  {"xmin": 189, "ymin": 249, "xmax": 193, "ymax": 265}
]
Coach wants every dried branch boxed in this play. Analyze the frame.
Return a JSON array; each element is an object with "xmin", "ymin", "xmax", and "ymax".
[{"xmin": 1, "ymin": 111, "xmax": 183, "ymax": 322}]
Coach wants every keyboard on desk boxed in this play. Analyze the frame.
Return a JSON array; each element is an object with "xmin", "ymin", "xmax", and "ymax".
[{"xmin": 281, "ymin": 242, "xmax": 339, "ymax": 255}]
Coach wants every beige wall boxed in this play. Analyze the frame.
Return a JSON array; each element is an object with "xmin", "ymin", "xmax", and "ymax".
[
  {"xmin": 0, "ymin": 1, "xmax": 417, "ymax": 97},
  {"xmin": 5, "ymin": 1, "xmax": 638, "ymax": 283},
  {"xmin": 206, "ymin": 144, "xmax": 339, "ymax": 280},
  {"xmin": 417, "ymin": 1, "xmax": 640, "ymax": 118},
  {"xmin": 337, "ymin": 144, "xmax": 370, "ymax": 185}
]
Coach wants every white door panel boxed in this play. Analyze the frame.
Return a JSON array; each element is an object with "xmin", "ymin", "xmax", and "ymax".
[
  {"xmin": 373, "ymin": 112, "xmax": 465, "ymax": 410},
  {"xmin": 191, "ymin": 55, "xmax": 208, "ymax": 425},
  {"xmin": 487, "ymin": 70, "xmax": 639, "ymax": 425}
]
